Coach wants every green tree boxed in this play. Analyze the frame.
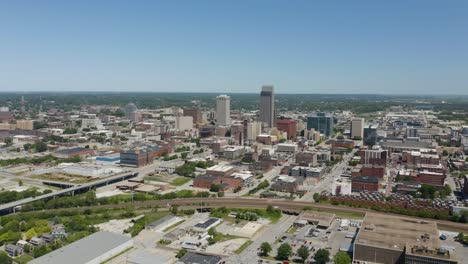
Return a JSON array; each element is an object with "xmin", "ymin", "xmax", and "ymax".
[
  {"xmin": 25, "ymin": 227, "xmax": 38, "ymax": 240},
  {"xmin": 334, "ymin": 251, "xmax": 352, "ymax": 264},
  {"xmin": 297, "ymin": 245, "xmax": 310, "ymax": 263},
  {"xmin": 176, "ymin": 249, "xmax": 188, "ymax": 258},
  {"xmin": 276, "ymin": 243, "xmax": 293, "ymax": 260},
  {"xmin": 34, "ymin": 141, "xmax": 48, "ymax": 152},
  {"xmin": 3, "ymin": 137, "xmax": 13, "ymax": 147},
  {"xmin": 0, "ymin": 252, "xmax": 12, "ymax": 264},
  {"xmin": 314, "ymin": 249, "xmax": 330, "ymax": 264},
  {"xmin": 260, "ymin": 242, "xmax": 272, "ymax": 256},
  {"xmin": 313, "ymin": 193, "xmax": 321, "ymax": 202},
  {"xmin": 210, "ymin": 184, "xmax": 221, "ymax": 192}
]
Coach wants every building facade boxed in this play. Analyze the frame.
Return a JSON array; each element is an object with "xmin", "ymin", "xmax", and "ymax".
[
  {"xmin": 351, "ymin": 118, "xmax": 364, "ymax": 139},
  {"xmin": 277, "ymin": 119, "xmax": 297, "ymax": 139},
  {"xmin": 259, "ymin": 85, "xmax": 275, "ymax": 128},
  {"xmin": 307, "ymin": 112, "xmax": 334, "ymax": 136},
  {"xmin": 216, "ymin": 95, "xmax": 230, "ymax": 126}
]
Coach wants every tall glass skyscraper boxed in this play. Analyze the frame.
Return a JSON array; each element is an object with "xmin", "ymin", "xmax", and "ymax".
[{"xmin": 259, "ymin": 85, "xmax": 275, "ymax": 128}]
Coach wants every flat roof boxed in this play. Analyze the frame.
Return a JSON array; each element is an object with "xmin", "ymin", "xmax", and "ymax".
[
  {"xmin": 147, "ymin": 215, "xmax": 175, "ymax": 229},
  {"xmin": 176, "ymin": 252, "xmax": 222, "ymax": 264},
  {"xmin": 355, "ymin": 213, "xmax": 439, "ymax": 251},
  {"xmin": 30, "ymin": 231, "xmax": 132, "ymax": 264},
  {"xmin": 206, "ymin": 165, "xmax": 233, "ymax": 172},
  {"xmin": 299, "ymin": 211, "xmax": 335, "ymax": 227},
  {"xmin": 194, "ymin": 218, "xmax": 220, "ymax": 229}
]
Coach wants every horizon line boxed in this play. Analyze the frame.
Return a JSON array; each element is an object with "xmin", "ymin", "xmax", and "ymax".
[{"xmin": 0, "ymin": 91, "xmax": 467, "ymax": 97}]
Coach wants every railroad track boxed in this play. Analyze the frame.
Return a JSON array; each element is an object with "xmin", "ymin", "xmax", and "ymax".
[{"xmin": 20, "ymin": 197, "xmax": 468, "ymax": 232}]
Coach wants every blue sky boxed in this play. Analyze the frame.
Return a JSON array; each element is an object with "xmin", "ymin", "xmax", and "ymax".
[{"xmin": 0, "ymin": 0, "xmax": 467, "ymax": 94}]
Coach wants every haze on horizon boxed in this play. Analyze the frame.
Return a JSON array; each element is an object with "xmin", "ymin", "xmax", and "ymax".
[{"xmin": 0, "ymin": 0, "xmax": 467, "ymax": 95}]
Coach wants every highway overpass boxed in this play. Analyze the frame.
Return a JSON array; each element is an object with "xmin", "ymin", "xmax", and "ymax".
[{"xmin": 0, "ymin": 171, "xmax": 139, "ymax": 215}]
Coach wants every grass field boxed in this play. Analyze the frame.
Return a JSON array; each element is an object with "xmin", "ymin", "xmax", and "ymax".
[
  {"xmin": 234, "ymin": 240, "xmax": 253, "ymax": 254},
  {"xmin": 171, "ymin": 177, "xmax": 191, "ymax": 186}
]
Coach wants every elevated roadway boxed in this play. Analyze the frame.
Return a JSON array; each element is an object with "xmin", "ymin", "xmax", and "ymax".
[{"xmin": 0, "ymin": 171, "xmax": 139, "ymax": 214}]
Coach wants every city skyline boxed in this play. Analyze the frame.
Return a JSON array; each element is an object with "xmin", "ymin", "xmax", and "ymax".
[{"xmin": 1, "ymin": 1, "xmax": 467, "ymax": 94}]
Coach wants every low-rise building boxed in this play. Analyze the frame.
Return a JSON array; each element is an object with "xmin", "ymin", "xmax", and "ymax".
[
  {"xmin": 193, "ymin": 218, "xmax": 222, "ymax": 232},
  {"xmin": 221, "ymin": 145, "xmax": 246, "ymax": 160},
  {"xmin": 290, "ymin": 166, "xmax": 323, "ymax": 178},
  {"xmin": 30, "ymin": 231, "xmax": 134, "ymax": 264},
  {"xmin": 276, "ymin": 143, "xmax": 298, "ymax": 153},
  {"xmin": 296, "ymin": 151, "xmax": 318, "ymax": 166},
  {"xmin": 53, "ymin": 147, "xmax": 95, "ymax": 158},
  {"xmin": 351, "ymin": 176, "xmax": 379, "ymax": 192},
  {"xmin": 5, "ymin": 244, "xmax": 23, "ymax": 257},
  {"xmin": 354, "ymin": 213, "xmax": 455, "ymax": 264},
  {"xmin": 176, "ymin": 252, "xmax": 223, "ymax": 264},
  {"xmin": 205, "ymin": 165, "xmax": 234, "ymax": 177}
]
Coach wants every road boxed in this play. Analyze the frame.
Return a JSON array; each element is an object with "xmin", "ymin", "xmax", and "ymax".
[{"xmin": 300, "ymin": 148, "xmax": 357, "ymax": 201}]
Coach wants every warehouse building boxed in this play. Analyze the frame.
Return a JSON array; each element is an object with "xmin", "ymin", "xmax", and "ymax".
[
  {"xmin": 30, "ymin": 231, "xmax": 133, "ymax": 264},
  {"xmin": 353, "ymin": 213, "xmax": 457, "ymax": 264}
]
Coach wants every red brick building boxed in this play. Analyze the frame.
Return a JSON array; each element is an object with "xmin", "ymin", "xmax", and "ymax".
[
  {"xmin": 277, "ymin": 119, "xmax": 297, "ymax": 139},
  {"xmin": 193, "ymin": 175, "xmax": 243, "ymax": 190},
  {"xmin": 53, "ymin": 147, "xmax": 95, "ymax": 158},
  {"xmin": 351, "ymin": 164, "xmax": 385, "ymax": 178},
  {"xmin": 360, "ymin": 165, "xmax": 385, "ymax": 178},
  {"xmin": 351, "ymin": 176, "xmax": 379, "ymax": 192},
  {"xmin": 328, "ymin": 139, "xmax": 355, "ymax": 149},
  {"xmin": 414, "ymin": 171, "xmax": 445, "ymax": 187}
]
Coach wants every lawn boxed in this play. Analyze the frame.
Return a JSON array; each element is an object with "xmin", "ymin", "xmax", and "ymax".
[
  {"xmin": 286, "ymin": 226, "xmax": 297, "ymax": 234},
  {"xmin": 171, "ymin": 177, "xmax": 191, "ymax": 186},
  {"xmin": 234, "ymin": 240, "xmax": 253, "ymax": 254},
  {"xmin": 14, "ymin": 254, "xmax": 33, "ymax": 264}
]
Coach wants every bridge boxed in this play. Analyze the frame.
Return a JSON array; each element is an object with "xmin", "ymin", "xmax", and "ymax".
[{"xmin": 0, "ymin": 171, "xmax": 139, "ymax": 215}]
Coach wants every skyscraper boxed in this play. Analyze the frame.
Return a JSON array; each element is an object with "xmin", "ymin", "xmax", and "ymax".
[
  {"xmin": 351, "ymin": 118, "xmax": 364, "ymax": 139},
  {"xmin": 216, "ymin": 95, "xmax": 230, "ymax": 126},
  {"xmin": 259, "ymin": 85, "xmax": 275, "ymax": 128},
  {"xmin": 125, "ymin": 103, "xmax": 137, "ymax": 119}
]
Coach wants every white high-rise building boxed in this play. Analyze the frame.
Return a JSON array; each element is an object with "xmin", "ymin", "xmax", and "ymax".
[
  {"xmin": 216, "ymin": 95, "xmax": 230, "ymax": 126},
  {"xmin": 246, "ymin": 122, "xmax": 262, "ymax": 141},
  {"xmin": 259, "ymin": 85, "xmax": 275, "ymax": 128},
  {"xmin": 351, "ymin": 118, "xmax": 364, "ymax": 139}
]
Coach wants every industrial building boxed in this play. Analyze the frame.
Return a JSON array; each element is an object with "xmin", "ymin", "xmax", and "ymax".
[
  {"xmin": 353, "ymin": 213, "xmax": 458, "ymax": 264},
  {"xmin": 30, "ymin": 231, "xmax": 133, "ymax": 264}
]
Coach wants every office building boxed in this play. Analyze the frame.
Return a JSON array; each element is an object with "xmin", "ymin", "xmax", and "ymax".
[
  {"xmin": 246, "ymin": 122, "xmax": 262, "ymax": 141},
  {"xmin": 307, "ymin": 112, "xmax": 334, "ymax": 136},
  {"xmin": 175, "ymin": 116, "xmax": 193, "ymax": 131},
  {"xmin": 259, "ymin": 85, "xmax": 275, "ymax": 128},
  {"xmin": 350, "ymin": 118, "xmax": 364, "ymax": 139},
  {"xmin": 15, "ymin": 120, "xmax": 34, "ymax": 130},
  {"xmin": 277, "ymin": 119, "xmax": 297, "ymax": 139},
  {"xmin": 125, "ymin": 103, "xmax": 137, "ymax": 119},
  {"xmin": 216, "ymin": 95, "xmax": 230, "ymax": 126},
  {"xmin": 183, "ymin": 108, "xmax": 203, "ymax": 125}
]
